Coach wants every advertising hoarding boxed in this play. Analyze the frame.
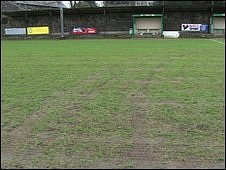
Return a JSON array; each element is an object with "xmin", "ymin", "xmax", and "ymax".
[
  {"xmin": 27, "ymin": 26, "xmax": 49, "ymax": 35},
  {"xmin": 181, "ymin": 24, "xmax": 201, "ymax": 31},
  {"xmin": 5, "ymin": 28, "xmax": 26, "ymax": 35},
  {"xmin": 71, "ymin": 27, "xmax": 97, "ymax": 35}
]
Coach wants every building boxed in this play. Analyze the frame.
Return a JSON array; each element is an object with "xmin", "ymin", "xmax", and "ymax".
[{"xmin": 1, "ymin": 1, "xmax": 225, "ymax": 38}]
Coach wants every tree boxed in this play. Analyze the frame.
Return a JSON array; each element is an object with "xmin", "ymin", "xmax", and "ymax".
[
  {"xmin": 87, "ymin": 1, "xmax": 97, "ymax": 7},
  {"xmin": 69, "ymin": 1, "xmax": 97, "ymax": 8},
  {"xmin": 69, "ymin": 1, "xmax": 77, "ymax": 8}
]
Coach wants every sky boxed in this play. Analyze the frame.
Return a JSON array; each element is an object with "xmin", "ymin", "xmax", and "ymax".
[{"xmin": 62, "ymin": 1, "xmax": 104, "ymax": 8}]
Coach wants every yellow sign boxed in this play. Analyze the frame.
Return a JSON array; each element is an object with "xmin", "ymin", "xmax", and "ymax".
[{"xmin": 27, "ymin": 26, "xmax": 49, "ymax": 35}]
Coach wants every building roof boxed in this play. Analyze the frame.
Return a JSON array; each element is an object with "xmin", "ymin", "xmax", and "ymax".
[
  {"xmin": 2, "ymin": 5, "xmax": 225, "ymax": 17},
  {"xmin": 1, "ymin": 1, "xmax": 67, "ymax": 12},
  {"xmin": 15, "ymin": 1, "xmax": 66, "ymax": 8}
]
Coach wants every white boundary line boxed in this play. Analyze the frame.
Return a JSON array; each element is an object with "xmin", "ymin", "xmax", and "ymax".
[{"xmin": 208, "ymin": 39, "xmax": 225, "ymax": 45}]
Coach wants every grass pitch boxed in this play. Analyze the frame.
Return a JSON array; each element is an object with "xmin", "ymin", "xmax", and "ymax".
[{"xmin": 1, "ymin": 39, "xmax": 225, "ymax": 168}]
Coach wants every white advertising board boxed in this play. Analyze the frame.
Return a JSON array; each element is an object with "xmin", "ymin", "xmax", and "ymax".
[
  {"xmin": 5, "ymin": 28, "xmax": 26, "ymax": 35},
  {"xmin": 163, "ymin": 31, "xmax": 180, "ymax": 38},
  {"xmin": 181, "ymin": 24, "xmax": 201, "ymax": 31}
]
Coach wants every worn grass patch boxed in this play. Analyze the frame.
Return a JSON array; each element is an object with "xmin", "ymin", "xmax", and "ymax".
[{"xmin": 1, "ymin": 39, "xmax": 225, "ymax": 168}]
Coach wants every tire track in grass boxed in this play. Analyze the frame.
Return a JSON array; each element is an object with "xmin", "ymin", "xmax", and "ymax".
[
  {"xmin": 119, "ymin": 65, "xmax": 166, "ymax": 168},
  {"xmin": 127, "ymin": 90, "xmax": 165, "ymax": 169}
]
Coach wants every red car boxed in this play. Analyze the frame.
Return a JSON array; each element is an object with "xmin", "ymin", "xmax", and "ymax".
[{"xmin": 71, "ymin": 27, "xmax": 96, "ymax": 35}]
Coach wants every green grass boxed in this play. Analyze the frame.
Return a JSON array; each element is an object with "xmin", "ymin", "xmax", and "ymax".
[{"xmin": 1, "ymin": 39, "xmax": 225, "ymax": 168}]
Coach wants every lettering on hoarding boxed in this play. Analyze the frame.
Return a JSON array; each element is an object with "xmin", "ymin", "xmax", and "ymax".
[{"xmin": 27, "ymin": 27, "xmax": 49, "ymax": 35}]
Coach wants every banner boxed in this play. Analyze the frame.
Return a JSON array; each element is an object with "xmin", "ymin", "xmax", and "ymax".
[
  {"xmin": 200, "ymin": 24, "xmax": 208, "ymax": 32},
  {"xmin": 71, "ymin": 27, "xmax": 96, "ymax": 35},
  {"xmin": 181, "ymin": 24, "xmax": 201, "ymax": 31},
  {"xmin": 5, "ymin": 28, "xmax": 26, "ymax": 35},
  {"xmin": 27, "ymin": 26, "xmax": 49, "ymax": 35},
  {"xmin": 163, "ymin": 31, "xmax": 180, "ymax": 38}
]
